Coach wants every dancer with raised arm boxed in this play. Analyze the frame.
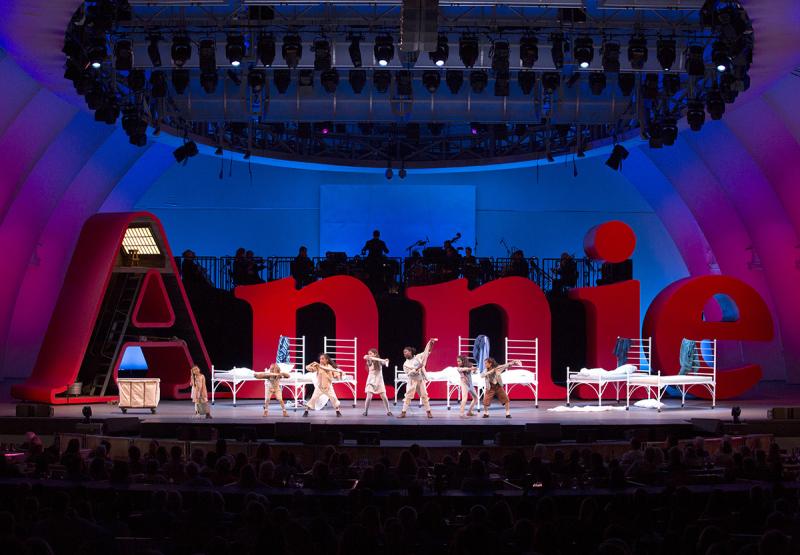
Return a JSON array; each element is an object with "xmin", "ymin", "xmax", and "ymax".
[
  {"xmin": 456, "ymin": 355, "xmax": 480, "ymax": 417},
  {"xmin": 399, "ymin": 338, "xmax": 437, "ymax": 419},
  {"xmin": 363, "ymin": 348, "xmax": 392, "ymax": 417},
  {"xmin": 256, "ymin": 363, "xmax": 290, "ymax": 417},
  {"xmin": 303, "ymin": 354, "xmax": 343, "ymax": 417},
  {"xmin": 482, "ymin": 357, "xmax": 521, "ymax": 418}
]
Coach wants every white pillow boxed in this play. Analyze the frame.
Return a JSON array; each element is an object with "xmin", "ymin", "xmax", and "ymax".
[
  {"xmin": 277, "ymin": 362, "xmax": 294, "ymax": 373},
  {"xmin": 616, "ymin": 364, "xmax": 638, "ymax": 374}
]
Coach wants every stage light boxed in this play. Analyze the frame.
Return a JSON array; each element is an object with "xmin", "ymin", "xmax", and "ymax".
[
  {"xmin": 662, "ymin": 118, "xmax": 677, "ymax": 146},
  {"xmin": 150, "ymin": 70, "xmax": 167, "ymax": 98},
  {"xmin": 147, "ymin": 36, "xmax": 162, "ymax": 67},
  {"xmin": 446, "ymin": 70, "xmax": 463, "ymax": 94},
  {"xmin": 550, "ymin": 33, "xmax": 565, "ymax": 70},
  {"xmin": 588, "ymin": 73, "xmax": 606, "ymax": 95},
  {"xmin": 469, "ymin": 122, "xmax": 483, "ymax": 136},
  {"xmin": 95, "ymin": 100, "xmax": 119, "ymax": 125},
  {"xmin": 683, "ymin": 45, "xmax": 705, "ymax": 77},
  {"xmin": 656, "ymin": 38, "xmax": 676, "ymax": 71},
  {"xmin": 171, "ymin": 69, "xmax": 189, "ymax": 94},
  {"xmin": 459, "ymin": 35, "xmax": 479, "ymax": 68},
  {"xmin": 618, "ymin": 73, "xmax": 635, "ymax": 96},
  {"xmin": 248, "ymin": 69, "xmax": 266, "ymax": 93},
  {"xmin": 349, "ymin": 69, "xmax": 366, "ymax": 94},
  {"xmin": 470, "ymin": 71, "xmax": 488, "ymax": 94},
  {"xmin": 491, "ymin": 40, "xmax": 510, "ymax": 74},
  {"xmin": 173, "ymin": 140, "xmax": 199, "ymax": 163},
  {"xmin": 282, "ymin": 35, "xmax": 303, "ymax": 68},
  {"xmin": 628, "ymin": 35, "xmax": 648, "ymax": 70},
  {"xmin": 422, "ymin": 71, "xmax": 440, "ymax": 93},
  {"xmin": 518, "ymin": 70, "xmax": 535, "ymax": 94},
  {"xmin": 226, "ymin": 34, "xmax": 246, "ymax": 67},
  {"xmin": 200, "ymin": 71, "xmax": 218, "ymax": 94},
  {"xmin": 349, "ymin": 37, "xmax": 362, "ymax": 67},
  {"xmin": 574, "ymin": 36, "xmax": 593, "ymax": 69},
  {"xmin": 320, "ymin": 68, "xmax": 339, "ymax": 93},
  {"xmin": 706, "ymin": 89, "xmax": 725, "ymax": 120},
  {"xmin": 373, "ymin": 70, "xmax": 391, "ymax": 93},
  {"xmin": 520, "ymin": 36, "xmax": 538, "ymax": 68},
  {"xmin": 82, "ymin": 406, "xmax": 92, "ymax": 422},
  {"xmin": 296, "ymin": 70, "xmax": 312, "ymax": 87},
  {"xmin": 257, "ymin": 34, "xmax": 276, "ymax": 67},
  {"xmin": 313, "ymin": 39, "xmax": 332, "ymax": 71},
  {"xmin": 374, "ymin": 35, "xmax": 394, "ymax": 67},
  {"xmin": 128, "ymin": 69, "xmax": 145, "ymax": 91},
  {"xmin": 542, "ymin": 72, "xmax": 560, "ymax": 93},
  {"xmin": 494, "ymin": 72, "xmax": 509, "ymax": 96},
  {"xmin": 642, "ymin": 73, "xmax": 659, "ymax": 100},
  {"xmin": 171, "ymin": 36, "xmax": 191, "ymax": 67},
  {"xmin": 605, "ymin": 144, "xmax": 629, "ymax": 171},
  {"xmin": 317, "ymin": 121, "xmax": 332, "ymax": 135},
  {"xmin": 712, "ymin": 41, "xmax": 730, "ymax": 72},
  {"xmin": 385, "ymin": 160, "xmax": 393, "ymax": 180},
  {"xmin": 648, "ymin": 122, "xmax": 663, "ymax": 149},
  {"xmin": 663, "ymin": 73, "xmax": 680, "ymax": 95},
  {"xmin": 89, "ymin": 37, "xmax": 107, "ymax": 69},
  {"xmin": 399, "ymin": 167, "xmax": 407, "ymax": 179},
  {"xmin": 114, "ymin": 39, "xmax": 133, "ymax": 71},
  {"xmin": 215, "ymin": 145, "xmax": 223, "ymax": 155},
  {"xmin": 429, "ymin": 34, "xmax": 449, "ymax": 67},
  {"xmin": 397, "ymin": 70, "xmax": 412, "ymax": 95},
  {"xmin": 602, "ymin": 41, "xmax": 621, "ymax": 73},
  {"xmin": 243, "ymin": 150, "xmax": 251, "ymax": 160},
  {"xmin": 199, "ymin": 39, "xmax": 216, "ymax": 74},
  {"xmin": 687, "ymin": 100, "xmax": 705, "ymax": 131}
]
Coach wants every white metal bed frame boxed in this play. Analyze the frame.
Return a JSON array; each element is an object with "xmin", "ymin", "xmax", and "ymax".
[
  {"xmin": 323, "ymin": 336, "xmax": 359, "ymax": 407},
  {"xmin": 566, "ymin": 337, "xmax": 651, "ymax": 407},
  {"xmin": 503, "ymin": 337, "xmax": 540, "ymax": 408},
  {"xmin": 626, "ymin": 339, "xmax": 717, "ymax": 412}
]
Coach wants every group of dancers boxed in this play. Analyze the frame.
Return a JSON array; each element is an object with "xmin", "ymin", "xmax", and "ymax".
[{"xmin": 191, "ymin": 339, "xmax": 523, "ymax": 419}]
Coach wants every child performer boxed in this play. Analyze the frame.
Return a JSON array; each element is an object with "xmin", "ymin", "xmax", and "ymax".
[
  {"xmin": 190, "ymin": 365, "xmax": 212, "ymax": 419},
  {"xmin": 363, "ymin": 349, "xmax": 392, "ymax": 417},
  {"xmin": 456, "ymin": 355, "xmax": 480, "ymax": 417},
  {"xmin": 303, "ymin": 354, "xmax": 343, "ymax": 417},
  {"xmin": 482, "ymin": 357, "xmax": 521, "ymax": 418},
  {"xmin": 256, "ymin": 363, "xmax": 290, "ymax": 417},
  {"xmin": 399, "ymin": 338, "xmax": 437, "ymax": 419}
]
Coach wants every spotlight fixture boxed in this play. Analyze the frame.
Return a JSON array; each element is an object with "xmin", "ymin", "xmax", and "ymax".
[
  {"xmin": 147, "ymin": 36, "xmax": 162, "ymax": 67},
  {"xmin": 399, "ymin": 166, "xmax": 407, "ymax": 179},
  {"xmin": 150, "ymin": 70, "xmax": 167, "ymax": 98},
  {"xmin": 588, "ymin": 73, "xmax": 606, "ymax": 95},
  {"xmin": 313, "ymin": 39, "xmax": 332, "ymax": 71},
  {"xmin": 685, "ymin": 45, "xmax": 705, "ymax": 76},
  {"xmin": 94, "ymin": 100, "xmax": 119, "ymax": 125},
  {"xmin": 662, "ymin": 118, "xmax": 678, "ymax": 146},
  {"xmin": 518, "ymin": 70, "xmax": 536, "ymax": 94},
  {"xmin": 385, "ymin": 160, "xmax": 393, "ymax": 180},
  {"xmin": 649, "ymin": 122, "xmax": 664, "ymax": 149},
  {"xmin": 617, "ymin": 73, "xmax": 635, "ymax": 96},
  {"xmin": 663, "ymin": 73, "xmax": 680, "ymax": 95},
  {"xmin": 88, "ymin": 37, "xmax": 107, "ymax": 69},
  {"xmin": 349, "ymin": 37, "xmax": 362, "ymax": 67},
  {"xmin": 542, "ymin": 72, "xmax": 560, "ymax": 93},
  {"xmin": 491, "ymin": 40, "xmax": 510, "ymax": 74},
  {"xmin": 114, "ymin": 39, "xmax": 133, "ymax": 71},
  {"xmin": 422, "ymin": 70, "xmax": 440, "ymax": 93},
  {"xmin": 445, "ymin": 70, "xmax": 463, "ymax": 94},
  {"xmin": 602, "ymin": 41, "xmax": 621, "ymax": 73},
  {"xmin": 128, "ymin": 69, "xmax": 145, "ymax": 91},
  {"xmin": 374, "ymin": 35, "xmax": 394, "ymax": 67},
  {"xmin": 226, "ymin": 34, "xmax": 246, "ymax": 67},
  {"xmin": 712, "ymin": 41, "xmax": 730, "ymax": 72},
  {"xmin": 349, "ymin": 69, "xmax": 366, "ymax": 93},
  {"xmin": 397, "ymin": 70, "xmax": 412, "ymax": 95},
  {"xmin": 171, "ymin": 69, "xmax": 189, "ymax": 94},
  {"xmin": 550, "ymin": 33, "xmax": 565, "ymax": 70},
  {"xmin": 257, "ymin": 34, "xmax": 276, "ymax": 66},
  {"xmin": 574, "ymin": 36, "xmax": 594, "ymax": 69},
  {"xmin": 494, "ymin": 72, "xmax": 509, "ymax": 96},
  {"xmin": 429, "ymin": 34, "xmax": 449, "ymax": 67},
  {"xmin": 519, "ymin": 36, "xmax": 538, "ymax": 68},
  {"xmin": 627, "ymin": 35, "xmax": 648, "ymax": 70},
  {"xmin": 173, "ymin": 140, "xmax": 199, "ymax": 163},
  {"xmin": 171, "ymin": 36, "xmax": 191, "ymax": 67},
  {"xmin": 297, "ymin": 70, "xmax": 313, "ymax": 87},
  {"xmin": 282, "ymin": 35, "xmax": 303, "ymax": 68},
  {"xmin": 215, "ymin": 145, "xmax": 223, "ymax": 155},
  {"xmin": 320, "ymin": 68, "xmax": 339, "ymax": 93},
  {"xmin": 199, "ymin": 39, "xmax": 216, "ymax": 74},
  {"xmin": 706, "ymin": 89, "xmax": 725, "ymax": 120},
  {"xmin": 248, "ymin": 69, "xmax": 266, "ymax": 93},
  {"xmin": 687, "ymin": 100, "xmax": 705, "ymax": 131},
  {"xmin": 373, "ymin": 70, "xmax": 391, "ymax": 93},
  {"xmin": 459, "ymin": 35, "xmax": 479, "ymax": 68},
  {"xmin": 200, "ymin": 71, "xmax": 218, "ymax": 94},
  {"xmin": 605, "ymin": 144, "xmax": 629, "ymax": 171},
  {"xmin": 469, "ymin": 70, "xmax": 488, "ymax": 93},
  {"xmin": 656, "ymin": 38, "xmax": 676, "ymax": 71},
  {"xmin": 642, "ymin": 73, "xmax": 659, "ymax": 100}
]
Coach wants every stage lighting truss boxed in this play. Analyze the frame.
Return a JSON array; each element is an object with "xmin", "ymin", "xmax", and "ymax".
[{"xmin": 66, "ymin": 0, "xmax": 754, "ymax": 164}]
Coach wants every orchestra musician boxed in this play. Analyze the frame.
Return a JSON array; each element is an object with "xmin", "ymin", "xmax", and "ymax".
[
  {"xmin": 362, "ymin": 229, "xmax": 389, "ymax": 259},
  {"xmin": 482, "ymin": 357, "xmax": 522, "ymax": 418},
  {"xmin": 303, "ymin": 354, "xmax": 343, "ymax": 417},
  {"xmin": 399, "ymin": 338, "xmax": 437, "ymax": 419},
  {"xmin": 290, "ymin": 246, "xmax": 315, "ymax": 289},
  {"xmin": 362, "ymin": 348, "xmax": 392, "ymax": 417},
  {"xmin": 551, "ymin": 251, "xmax": 579, "ymax": 295},
  {"xmin": 504, "ymin": 249, "xmax": 530, "ymax": 278},
  {"xmin": 461, "ymin": 246, "xmax": 480, "ymax": 288},
  {"xmin": 255, "ymin": 363, "xmax": 290, "ymax": 417}
]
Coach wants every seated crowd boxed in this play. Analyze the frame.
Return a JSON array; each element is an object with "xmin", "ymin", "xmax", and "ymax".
[{"xmin": 0, "ymin": 433, "xmax": 797, "ymax": 554}]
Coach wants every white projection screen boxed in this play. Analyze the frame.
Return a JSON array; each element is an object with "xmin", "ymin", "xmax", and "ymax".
[{"xmin": 320, "ymin": 185, "xmax": 476, "ymax": 257}]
